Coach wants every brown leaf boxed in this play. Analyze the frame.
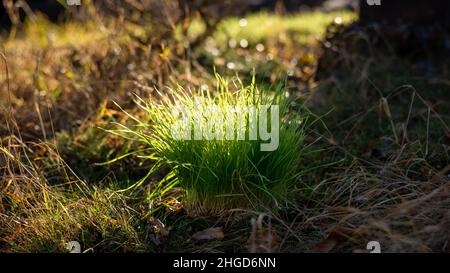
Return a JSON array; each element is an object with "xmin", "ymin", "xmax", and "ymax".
[
  {"xmin": 192, "ymin": 227, "xmax": 224, "ymax": 241},
  {"xmin": 313, "ymin": 237, "xmax": 338, "ymax": 253}
]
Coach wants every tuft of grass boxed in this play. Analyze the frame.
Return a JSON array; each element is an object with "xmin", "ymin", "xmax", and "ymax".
[{"xmin": 108, "ymin": 75, "xmax": 306, "ymax": 214}]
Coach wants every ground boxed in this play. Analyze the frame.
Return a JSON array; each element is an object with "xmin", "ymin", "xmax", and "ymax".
[{"xmin": 0, "ymin": 6, "xmax": 449, "ymax": 253}]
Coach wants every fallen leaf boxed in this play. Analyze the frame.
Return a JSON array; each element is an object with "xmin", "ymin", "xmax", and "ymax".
[
  {"xmin": 192, "ymin": 227, "xmax": 224, "ymax": 241},
  {"xmin": 313, "ymin": 237, "xmax": 338, "ymax": 253}
]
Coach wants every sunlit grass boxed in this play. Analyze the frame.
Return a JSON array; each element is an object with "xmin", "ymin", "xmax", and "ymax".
[
  {"xmin": 0, "ymin": 140, "xmax": 149, "ymax": 253},
  {"xmin": 107, "ymin": 75, "xmax": 306, "ymax": 214},
  {"xmin": 3, "ymin": 15, "xmax": 127, "ymax": 49},
  {"xmin": 219, "ymin": 11, "xmax": 355, "ymax": 45},
  {"xmin": 186, "ymin": 10, "xmax": 356, "ymax": 48}
]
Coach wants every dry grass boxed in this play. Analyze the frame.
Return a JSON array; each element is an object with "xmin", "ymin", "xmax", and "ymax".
[{"xmin": 0, "ymin": 136, "xmax": 150, "ymax": 253}]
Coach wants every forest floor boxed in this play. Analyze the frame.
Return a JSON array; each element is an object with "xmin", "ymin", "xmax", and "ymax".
[{"xmin": 0, "ymin": 8, "xmax": 449, "ymax": 253}]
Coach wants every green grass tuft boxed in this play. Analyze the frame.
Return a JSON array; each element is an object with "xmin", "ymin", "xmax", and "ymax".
[{"xmin": 109, "ymin": 75, "xmax": 306, "ymax": 214}]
